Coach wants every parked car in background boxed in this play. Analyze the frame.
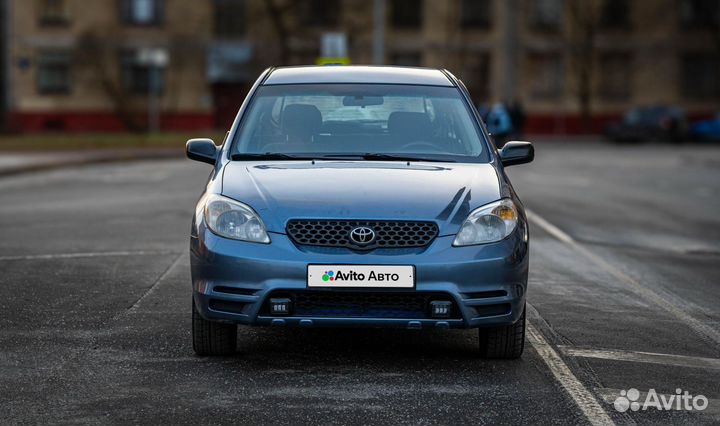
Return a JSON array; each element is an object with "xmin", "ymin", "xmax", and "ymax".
[
  {"xmin": 605, "ymin": 106, "xmax": 687, "ymax": 142},
  {"xmin": 689, "ymin": 113, "xmax": 720, "ymax": 142}
]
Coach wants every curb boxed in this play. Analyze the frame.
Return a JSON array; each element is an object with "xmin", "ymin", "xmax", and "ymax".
[{"xmin": 0, "ymin": 149, "xmax": 185, "ymax": 178}]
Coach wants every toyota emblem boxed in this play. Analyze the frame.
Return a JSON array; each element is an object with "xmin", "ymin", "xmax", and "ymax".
[{"xmin": 349, "ymin": 226, "xmax": 375, "ymax": 245}]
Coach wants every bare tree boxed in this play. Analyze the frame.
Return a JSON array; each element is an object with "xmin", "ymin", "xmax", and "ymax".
[
  {"xmin": 256, "ymin": 0, "xmax": 347, "ymax": 66},
  {"xmin": 76, "ymin": 30, "xmax": 195, "ymax": 132},
  {"xmin": 566, "ymin": 0, "xmax": 600, "ymax": 132},
  {"xmin": 263, "ymin": 0, "xmax": 292, "ymax": 64},
  {"xmin": 76, "ymin": 30, "xmax": 143, "ymax": 132},
  {"xmin": 0, "ymin": 0, "xmax": 8, "ymax": 132}
]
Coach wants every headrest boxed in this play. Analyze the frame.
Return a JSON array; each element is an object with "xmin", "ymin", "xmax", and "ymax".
[
  {"xmin": 281, "ymin": 104, "xmax": 322, "ymax": 138},
  {"xmin": 387, "ymin": 112, "xmax": 432, "ymax": 140}
]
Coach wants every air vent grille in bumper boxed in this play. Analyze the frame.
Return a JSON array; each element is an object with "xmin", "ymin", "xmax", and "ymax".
[{"xmin": 263, "ymin": 291, "xmax": 460, "ymax": 319}]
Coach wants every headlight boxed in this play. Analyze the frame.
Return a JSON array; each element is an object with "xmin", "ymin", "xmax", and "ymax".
[
  {"xmin": 453, "ymin": 199, "xmax": 518, "ymax": 246},
  {"xmin": 203, "ymin": 194, "xmax": 270, "ymax": 243}
]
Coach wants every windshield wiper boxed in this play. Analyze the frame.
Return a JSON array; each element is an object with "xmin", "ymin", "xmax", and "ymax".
[
  {"xmin": 231, "ymin": 152, "xmax": 456, "ymax": 163},
  {"xmin": 231, "ymin": 153, "xmax": 317, "ymax": 161},
  {"xmin": 358, "ymin": 153, "xmax": 456, "ymax": 163}
]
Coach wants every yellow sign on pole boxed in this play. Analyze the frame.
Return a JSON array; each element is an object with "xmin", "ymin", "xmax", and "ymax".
[
  {"xmin": 315, "ymin": 57, "xmax": 351, "ymax": 66},
  {"xmin": 317, "ymin": 33, "xmax": 350, "ymax": 66}
]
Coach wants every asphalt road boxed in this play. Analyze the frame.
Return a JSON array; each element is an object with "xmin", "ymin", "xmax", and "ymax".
[{"xmin": 1, "ymin": 142, "xmax": 718, "ymax": 425}]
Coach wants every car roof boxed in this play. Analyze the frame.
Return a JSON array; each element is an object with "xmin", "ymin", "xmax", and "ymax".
[{"xmin": 263, "ymin": 66, "xmax": 455, "ymax": 87}]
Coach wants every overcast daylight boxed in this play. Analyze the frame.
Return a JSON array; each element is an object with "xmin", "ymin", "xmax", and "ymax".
[{"xmin": 0, "ymin": 1, "xmax": 719, "ymax": 425}]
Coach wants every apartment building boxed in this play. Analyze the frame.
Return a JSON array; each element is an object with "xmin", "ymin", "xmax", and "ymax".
[
  {"xmin": 3, "ymin": 0, "xmax": 718, "ymax": 133},
  {"xmin": 261, "ymin": 0, "xmax": 718, "ymax": 133},
  {"xmin": 6, "ymin": 0, "xmax": 214, "ymax": 131}
]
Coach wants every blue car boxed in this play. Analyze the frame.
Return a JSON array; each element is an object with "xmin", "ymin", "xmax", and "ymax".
[
  {"xmin": 186, "ymin": 66, "xmax": 534, "ymax": 358},
  {"xmin": 689, "ymin": 113, "xmax": 720, "ymax": 142}
]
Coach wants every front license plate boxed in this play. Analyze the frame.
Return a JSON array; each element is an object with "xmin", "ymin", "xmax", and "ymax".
[{"xmin": 307, "ymin": 265, "xmax": 414, "ymax": 288}]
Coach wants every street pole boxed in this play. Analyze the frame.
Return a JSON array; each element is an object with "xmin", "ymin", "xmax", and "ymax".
[
  {"xmin": 372, "ymin": 0, "xmax": 385, "ymax": 65},
  {"xmin": 0, "ymin": 0, "xmax": 10, "ymax": 132},
  {"xmin": 502, "ymin": 0, "xmax": 518, "ymax": 102},
  {"xmin": 148, "ymin": 65, "xmax": 159, "ymax": 133},
  {"xmin": 138, "ymin": 48, "xmax": 167, "ymax": 133}
]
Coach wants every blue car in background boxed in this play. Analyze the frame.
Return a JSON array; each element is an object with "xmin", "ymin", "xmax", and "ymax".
[
  {"xmin": 186, "ymin": 66, "xmax": 534, "ymax": 358},
  {"xmin": 605, "ymin": 106, "xmax": 687, "ymax": 142},
  {"xmin": 689, "ymin": 113, "xmax": 720, "ymax": 142}
]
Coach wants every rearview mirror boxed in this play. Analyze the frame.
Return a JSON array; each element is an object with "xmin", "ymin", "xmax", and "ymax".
[
  {"xmin": 500, "ymin": 141, "xmax": 534, "ymax": 167},
  {"xmin": 186, "ymin": 138, "xmax": 218, "ymax": 165},
  {"xmin": 343, "ymin": 95, "xmax": 384, "ymax": 107}
]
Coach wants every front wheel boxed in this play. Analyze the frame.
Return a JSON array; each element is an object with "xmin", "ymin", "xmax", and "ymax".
[
  {"xmin": 192, "ymin": 299, "xmax": 237, "ymax": 356},
  {"xmin": 478, "ymin": 304, "xmax": 525, "ymax": 359}
]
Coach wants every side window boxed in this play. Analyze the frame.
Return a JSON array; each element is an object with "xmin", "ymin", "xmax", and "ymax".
[
  {"xmin": 424, "ymin": 97, "xmax": 436, "ymax": 122},
  {"xmin": 120, "ymin": 0, "xmax": 164, "ymax": 26},
  {"xmin": 38, "ymin": 0, "xmax": 71, "ymax": 26},
  {"xmin": 430, "ymin": 98, "xmax": 478, "ymax": 155},
  {"xmin": 37, "ymin": 50, "xmax": 72, "ymax": 94},
  {"xmin": 236, "ymin": 97, "xmax": 283, "ymax": 152},
  {"xmin": 270, "ymin": 96, "xmax": 284, "ymax": 123}
]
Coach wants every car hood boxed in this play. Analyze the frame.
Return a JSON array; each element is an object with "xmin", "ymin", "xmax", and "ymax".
[{"xmin": 221, "ymin": 161, "xmax": 503, "ymax": 235}]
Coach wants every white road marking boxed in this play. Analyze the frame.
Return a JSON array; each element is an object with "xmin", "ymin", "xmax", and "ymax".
[
  {"xmin": 527, "ymin": 322, "xmax": 616, "ymax": 425},
  {"xmin": 526, "ymin": 209, "xmax": 574, "ymax": 243},
  {"xmin": 526, "ymin": 208, "xmax": 720, "ymax": 350},
  {"xmin": 596, "ymin": 388, "xmax": 720, "ymax": 415},
  {"xmin": 0, "ymin": 250, "xmax": 180, "ymax": 261},
  {"xmin": 119, "ymin": 252, "xmax": 186, "ymax": 317},
  {"xmin": 560, "ymin": 346, "xmax": 720, "ymax": 371}
]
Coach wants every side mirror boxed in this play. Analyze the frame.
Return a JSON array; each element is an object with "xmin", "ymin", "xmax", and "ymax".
[
  {"xmin": 186, "ymin": 138, "xmax": 218, "ymax": 165},
  {"xmin": 500, "ymin": 141, "xmax": 534, "ymax": 167}
]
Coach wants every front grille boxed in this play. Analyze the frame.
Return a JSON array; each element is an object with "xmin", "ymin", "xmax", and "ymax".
[
  {"xmin": 286, "ymin": 219, "xmax": 438, "ymax": 250},
  {"xmin": 262, "ymin": 291, "xmax": 460, "ymax": 319}
]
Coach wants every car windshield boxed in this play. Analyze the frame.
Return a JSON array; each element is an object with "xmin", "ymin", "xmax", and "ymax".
[
  {"xmin": 625, "ymin": 107, "xmax": 675, "ymax": 124},
  {"xmin": 231, "ymin": 84, "xmax": 490, "ymax": 162}
]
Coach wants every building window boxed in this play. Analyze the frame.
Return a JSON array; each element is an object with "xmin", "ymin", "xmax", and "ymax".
[
  {"xmin": 120, "ymin": 51, "xmax": 165, "ymax": 95},
  {"xmin": 214, "ymin": 0, "xmax": 246, "ymax": 37},
  {"xmin": 37, "ymin": 51, "xmax": 71, "ymax": 94},
  {"xmin": 38, "ymin": 0, "xmax": 70, "ymax": 26},
  {"xmin": 530, "ymin": 0, "xmax": 563, "ymax": 31},
  {"xmin": 460, "ymin": 53, "xmax": 491, "ymax": 102},
  {"xmin": 679, "ymin": 0, "xmax": 720, "ymax": 29},
  {"xmin": 391, "ymin": 0, "xmax": 422, "ymax": 29},
  {"xmin": 299, "ymin": 0, "xmax": 340, "ymax": 27},
  {"xmin": 120, "ymin": 0, "xmax": 164, "ymax": 26},
  {"xmin": 461, "ymin": 0, "xmax": 491, "ymax": 29},
  {"xmin": 527, "ymin": 52, "xmax": 564, "ymax": 99},
  {"xmin": 599, "ymin": 52, "xmax": 632, "ymax": 100},
  {"xmin": 599, "ymin": 0, "xmax": 631, "ymax": 29},
  {"xmin": 681, "ymin": 54, "xmax": 720, "ymax": 99},
  {"xmin": 390, "ymin": 52, "xmax": 423, "ymax": 67}
]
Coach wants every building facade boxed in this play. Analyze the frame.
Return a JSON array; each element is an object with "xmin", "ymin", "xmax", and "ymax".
[
  {"xmin": 7, "ymin": 0, "xmax": 214, "ymax": 132},
  {"xmin": 4, "ymin": 0, "xmax": 719, "ymax": 133}
]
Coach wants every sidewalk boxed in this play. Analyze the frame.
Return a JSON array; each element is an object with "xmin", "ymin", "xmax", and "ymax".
[
  {"xmin": 0, "ymin": 134, "xmax": 607, "ymax": 177},
  {"xmin": 0, "ymin": 148, "xmax": 184, "ymax": 177},
  {"xmin": 525, "ymin": 134, "xmax": 603, "ymax": 143}
]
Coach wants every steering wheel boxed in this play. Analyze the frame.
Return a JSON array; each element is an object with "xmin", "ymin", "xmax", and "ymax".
[{"xmin": 398, "ymin": 141, "xmax": 443, "ymax": 152}]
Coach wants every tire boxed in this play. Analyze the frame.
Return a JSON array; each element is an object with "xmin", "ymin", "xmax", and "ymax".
[
  {"xmin": 478, "ymin": 304, "xmax": 525, "ymax": 359},
  {"xmin": 192, "ymin": 299, "xmax": 237, "ymax": 356}
]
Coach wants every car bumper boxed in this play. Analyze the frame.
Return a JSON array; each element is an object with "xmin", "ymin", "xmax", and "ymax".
[{"xmin": 190, "ymin": 224, "xmax": 528, "ymax": 329}]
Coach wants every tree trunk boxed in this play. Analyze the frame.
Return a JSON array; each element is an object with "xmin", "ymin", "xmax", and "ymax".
[
  {"xmin": 77, "ymin": 32, "xmax": 143, "ymax": 132},
  {"xmin": 568, "ymin": 0, "xmax": 597, "ymax": 133},
  {"xmin": 264, "ymin": 0, "xmax": 291, "ymax": 65}
]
